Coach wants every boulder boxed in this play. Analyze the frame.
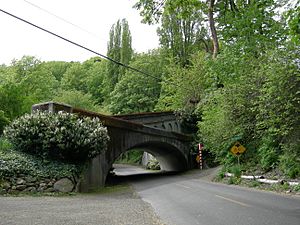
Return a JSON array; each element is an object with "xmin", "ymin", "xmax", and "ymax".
[
  {"xmin": 24, "ymin": 187, "xmax": 37, "ymax": 192},
  {"xmin": 25, "ymin": 176, "xmax": 37, "ymax": 183},
  {"xmin": 54, "ymin": 178, "xmax": 74, "ymax": 193},
  {"xmin": 16, "ymin": 178, "xmax": 26, "ymax": 185},
  {"xmin": 16, "ymin": 185, "xmax": 27, "ymax": 191}
]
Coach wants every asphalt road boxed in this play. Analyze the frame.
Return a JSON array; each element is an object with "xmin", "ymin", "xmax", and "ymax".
[{"xmin": 114, "ymin": 165, "xmax": 300, "ymax": 225}]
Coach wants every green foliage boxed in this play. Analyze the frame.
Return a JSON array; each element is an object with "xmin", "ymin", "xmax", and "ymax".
[
  {"xmin": 106, "ymin": 19, "xmax": 133, "ymax": 91},
  {"xmin": 84, "ymin": 58, "xmax": 107, "ymax": 105},
  {"xmin": 0, "ymin": 56, "xmax": 59, "ymax": 120},
  {"xmin": 292, "ymin": 184, "xmax": 300, "ymax": 192},
  {"xmin": 216, "ymin": 0, "xmax": 286, "ymax": 55},
  {"xmin": 157, "ymin": 52, "xmax": 211, "ymax": 111},
  {"xmin": 53, "ymin": 90, "xmax": 101, "ymax": 112},
  {"xmin": 61, "ymin": 62, "xmax": 89, "ymax": 93},
  {"xmin": 228, "ymin": 176, "xmax": 241, "ymax": 185},
  {"xmin": 285, "ymin": 4, "xmax": 300, "ymax": 44},
  {"xmin": 279, "ymin": 151, "xmax": 300, "ymax": 179},
  {"xmin": 157, "ymin": 1, "xmax": 208, "ymax": 65},
  {"xmin": 229, "ymin": 165, "xmax": 242, "ymax": 178},
  {"xmin": 146, "ymin": 158, "xmax": 160, "ymax": 170},
  {"xmin": 116, "ymin": 150, "xmax": 143, "ymax": 165},
  {"xmin": 3, "ymin": 111, "xmax": 109, "ymax": 163},
  {"xmin": 109, "ymin": 51, "xmax": 164, "ymax": 114},
  {"xmin": 39, "ymin": 61, "xmax": 71, "ymax": 81},
  {"xmin": 0, "ymin": 75, "xmax": 28, "ymax": 119},
  {"xmin": 0, "ymin": 111, "xmax": 10, "ymax": 135},
  {"xmin": 0, "ymin": 137, "xmax": 12, "ymax": 151},
  {"xmin": 215, "ymin": 170, "xmax": 225, "ymax": 182},
  {"xmin": 248, "ymin": 180, "xmax": 260, "ymax": 188},
  {"xmin": 258, "ymin": 136, "xmax": 279, "ymax": 171},
  {"xmin": 0, "ymin": 139, "xmax": 80, "ymax": 179}
]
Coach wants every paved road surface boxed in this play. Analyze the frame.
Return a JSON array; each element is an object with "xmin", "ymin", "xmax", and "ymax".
[
  {"xmin": 1, "ymin": 164, "xmax": 299, "ymax": 225},
  {"xmin": 0, "ymin": 176, "xmax": 163, "ymax": 225},
  {"xmin": 113, "ymin": 164, "xmax": 160, "ymax": 176},
  {"xmin": 123, "ymin": 167, "xmax": 300, "ymax": 225}
]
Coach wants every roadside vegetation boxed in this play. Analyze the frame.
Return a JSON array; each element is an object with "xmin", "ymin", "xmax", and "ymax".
[
  {"xmin": 0, "ymin": 112, "xmax": 109, "ymax": 194},
  {"xmin": 0, "ymin": 1, "xmax": 299, "ymax": 192}
]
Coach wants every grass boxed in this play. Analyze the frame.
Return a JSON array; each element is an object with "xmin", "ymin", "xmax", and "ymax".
[{"xmin": 81, "ymin": 183, "xmax": 131, "ymax": 195}]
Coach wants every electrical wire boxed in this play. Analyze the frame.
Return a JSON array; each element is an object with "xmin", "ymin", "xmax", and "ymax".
[
  {"xmin": 23, "ymin": 0, "xmax": 104, "ymax": 41},
  {"xmin": 0, "ymin": 8, "xmax": 165, "ymax": 83}
]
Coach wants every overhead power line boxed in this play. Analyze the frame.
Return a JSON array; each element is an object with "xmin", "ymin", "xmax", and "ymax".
[
  {"xmin": 23, "ymin": 0, "xmax": 103, "ymax": 41},
  {"xmin": 0, "ymin": 8, "xmax": 163, "ymax": 82}
]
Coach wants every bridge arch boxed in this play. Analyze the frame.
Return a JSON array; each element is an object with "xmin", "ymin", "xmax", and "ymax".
[
  {"xmin": 112, "ymin": 141, "xmax": 188, "ymax": 172},
  {"xmin": 32, "ymin": 102, "xmax": 193, "ymax": 192}
]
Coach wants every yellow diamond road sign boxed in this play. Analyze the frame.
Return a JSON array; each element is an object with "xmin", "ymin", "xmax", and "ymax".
[{"xmin": 230, "ymin": 142, "xmax": 246, "ymax": 155}]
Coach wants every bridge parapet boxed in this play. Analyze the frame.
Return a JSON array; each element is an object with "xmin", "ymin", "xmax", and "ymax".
[
  {"xmin": 32, "ymin": 102, "xmax": 190, "ymax": 141},
  {"xmin": 113, "ymin": 111, "xmax": 182, "ymax": 133}
]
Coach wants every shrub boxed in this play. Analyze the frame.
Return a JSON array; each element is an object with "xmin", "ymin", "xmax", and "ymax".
[
  {"xmin": 0, "ymin": 111, "xmax": 10, "ymax": 135},
  {"xmin": 0, "ymin": 137, "xmax": 12, "ymax": 151},
  {"xmin": 229, "ymin": 165, "xmax": 242, "ymax": 178},
  {"xmin": 228, "ymin": 176, "xmax": 241, "ymax": 185},
  {"xmin": 279, "ymin": 152, "xmax": 300, "ymax": 179},
  {"xmin": 3, "ymin": 111, "xmax": 109, "ymax": 163},
  {"xmin": 258, "ymin": 136, "xmax": 279, "ymax": 171},
  {"xmin": 146, "ymin": 159, "xmax": 160, "ymax": 170},
  {"xmin": 0, "ymin": 142, "xmax": 80, "ymax": 179}
]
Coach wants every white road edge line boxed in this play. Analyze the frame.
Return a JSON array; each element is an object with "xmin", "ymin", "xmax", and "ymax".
[
  {"xmin": 175, "ymin": 184, "xmax": 191, "ymax": 189},
  {"xmin": 215, "ymin": 195, "xmax": 252, "ymax": 207}
]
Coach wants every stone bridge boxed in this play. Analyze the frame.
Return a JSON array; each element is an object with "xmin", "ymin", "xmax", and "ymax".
[{"xmin": 32, "ymin": 102, "xmax": 193, "ymax": 192}]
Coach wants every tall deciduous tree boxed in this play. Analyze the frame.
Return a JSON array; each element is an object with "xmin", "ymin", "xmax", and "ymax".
[
  {"xmin": 216, "ymin": 0, "xmax": 287, "ymax": 55},
  {"xmin": 135, "ymin": 0, "xmax": 210, "ymax": 65},
  {"xmin": 106, "ymin": 19, "xmax": 133, "ymax": 91},
  {"xmin": 158, "ymin": 1, "xmax": 209, "ymax": 65},
  {"xmin": 208, "ymin": 0, "xmax": 219, "ymax": 58}
]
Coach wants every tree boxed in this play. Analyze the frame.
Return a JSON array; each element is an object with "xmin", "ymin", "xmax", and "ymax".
[
  {"xmin": 39, "ymin": 61, "xmax": 71, "ymax": 81},
  {"xmin": 109, "ymin": 50, "xmax": 165, "ymax": 114},
  {"xmin": 106, "ymin": 19, "xmax": 133, "ymax": 91},
  {"xmin": 216, "ymin": 0, "xmax": 287, "ymax": 55},
  {"xmin": 135, "ymin": 0, "xmax": 210, "ymax": 65},
  {"xmin": 285, "ymin": 3, "xmax": 300, "ymax": 45},
  {"xmin": 53, "ymin": 90, "xmax": 101, "ymax": 112},
  {"xmin": 61, "ymin": 62, "xmax": 89, "ymax": 93},
  {"xmin": 156, "ymin": 52, "xmax": 211, "ymax": 111},
  {"xmin": 84, "ymin": 58, "xmax": 108, "ymax": 105},
  {"xmin": 255, "ymin": 46, "xmax": 300, "ymax": 175},
  {"xmin": 0, "ymin": 56, "xmax": 58, "ymax": 119},
  {"xmin": 208, "ymin": 0, "xmax": 219, "ymax": 58}
]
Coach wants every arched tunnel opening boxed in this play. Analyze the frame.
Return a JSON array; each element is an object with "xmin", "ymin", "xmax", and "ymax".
[{"xmin": 106, "ymin": 142, "xmax": 188, "ymax": 185}]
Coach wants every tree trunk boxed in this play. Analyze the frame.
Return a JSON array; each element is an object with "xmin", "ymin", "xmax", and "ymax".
[{"xmin": 208, "ymin": 0, "xmax": 219, "ymax": 59}]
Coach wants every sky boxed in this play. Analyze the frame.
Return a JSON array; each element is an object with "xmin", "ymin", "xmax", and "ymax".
[{"xmin": 0, "ymin": 0, "xmax": 159, "ymax": 65}]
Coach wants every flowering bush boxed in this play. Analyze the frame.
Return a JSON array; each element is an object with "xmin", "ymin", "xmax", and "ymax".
[{"xmin": 3, "ymin": 111, "xmax": 109, "ymax": 163}]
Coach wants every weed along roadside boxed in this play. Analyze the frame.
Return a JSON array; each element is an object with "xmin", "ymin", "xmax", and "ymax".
[{"xmin": 214, "ymin": 165, "xmax": 300, "ymax": 195}]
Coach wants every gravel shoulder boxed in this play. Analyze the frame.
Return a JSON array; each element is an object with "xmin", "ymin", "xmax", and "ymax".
[{"xmin": 0, "ymin": 185, "xmax": 165, "ymax": 225}]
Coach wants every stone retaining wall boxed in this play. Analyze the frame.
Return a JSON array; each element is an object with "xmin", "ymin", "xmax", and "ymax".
[{"xmin": 0, "ymin": 175, "xmax": 77, "ymax": 194}]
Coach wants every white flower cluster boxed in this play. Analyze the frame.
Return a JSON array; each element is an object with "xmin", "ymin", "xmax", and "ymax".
[{"xmin": 3, "ymin": 111, "xmax": 109, "ymax": 162}]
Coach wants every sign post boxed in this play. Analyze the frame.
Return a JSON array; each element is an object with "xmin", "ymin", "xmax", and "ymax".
[
  {"xmin": 230, "ymin": 141, "xmax": 246, "ymax": 166},
  {"xmin": 196, "ymin": 143, "xmax": 204, "ymax": 169}
]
